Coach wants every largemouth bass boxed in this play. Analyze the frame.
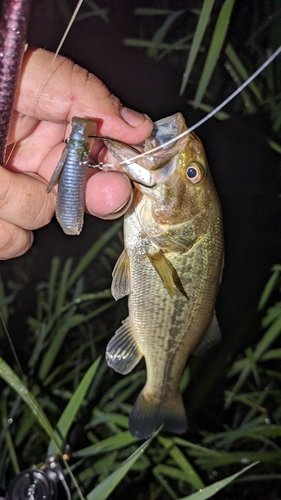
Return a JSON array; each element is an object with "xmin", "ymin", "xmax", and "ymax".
[{"xmin": 105, "ymin": 112, "xmax": 224, "ymax": 439}]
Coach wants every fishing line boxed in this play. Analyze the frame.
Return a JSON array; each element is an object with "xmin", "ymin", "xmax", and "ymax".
[
  {"xmin": 54, "ymin": 0, "xmax": 84, "ymax": 57},
  {"xmin": 116, "ymin": 45, "xmax": 281, "ymax": 166},
  {"xmin": 88, "ymin": 136, "xmax": 140, "ymax": 155},
  {"xmin": 0, "ymin": 312, "xmax": 24, "ymax": 381}
]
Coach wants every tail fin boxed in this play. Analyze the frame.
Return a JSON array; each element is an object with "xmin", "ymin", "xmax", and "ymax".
[{"xmin": 129, "ymin": 389, "xmax": 187, "ymax": 439}]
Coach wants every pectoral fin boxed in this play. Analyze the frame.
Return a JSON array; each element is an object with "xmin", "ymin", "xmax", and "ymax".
[
  {"xmin": 106, "ymin": 317, "xmax": 143, "ymax": 374},
  {"xmin": 46, "ymin": 146, "xmax": 68, "ymax": 193},
  {"xmin": 193, "ymin": 313, "xmax": 221, "ymax": 356},
  {"xmin": 146, "ymin": 250, "xmax": 188, "ymax": 300},
  {"xmin": 111, "ymin": 249, "xmax": 130, "ymax": 300}
]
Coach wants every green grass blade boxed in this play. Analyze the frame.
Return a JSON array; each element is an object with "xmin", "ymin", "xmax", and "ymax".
[
  {"xmin": 226, "ymin": 313, "xmax": 281, "ymax": 406},
  {"xmin": 47, "ymin": 256, "xmax": 60, "ymax": 318},
  {"xmin": 47, "ymin": 357, "xmax": 101, "ymax": 456},
  {"xmin": 88, "ymin": 412, "xmax": 128, "ymax": 429},
  {"xmin": 262, "ymin": 303, "xmax": 281, "ymax": 329},
  {"xmin": 38, "ymin": 301, "xmax": 114, "ymax": 380},
  {"xmin": 180, "ymin": 0, "xmax": 215, "ymax": 95},
  {"xmin": 157, "ymin": 34, "xmax": 193, "ymax": 60},
  {"xmin": 79, "ymin": 0, "xmax": 108, "ymax": 22},
  {"xmin": 0, "ymin": 358, "xmax": 59, "ymax": 447},
  {"xmin": 193, "ymin": 0, "xmax": 236, "ymax": 106},
  {"xmin": 154, "ymin": 463, "xmax": 197, "ymax": 483},
  {"xmin": 188, "ymin": 101, "xmax": 230, "ymax": 120},
  {"xmin": 179, "ymin": 462, "xmax": 258, "ymax": 499},
  {"xmin": 75, "ymin": 431, "xmax": 136, "ymax": 457},
  {"xmin": 173, "ymin": 437, "xmax": 221, "ymax": 457},
  {"xmin": 29, "ymin": 290, "xmax": 112, "ymax": 372},
  {"xmin": 225, "ymin": 43, "xmax": 262, "ymax": 102},
  {"xmin": 158, "ymin": 436, "xmax": 205, "ymax": 490},
  {"xmin": 124, "ymin": 38, "xmax": 190, "ymax": 51},
  {"xmin": 261, "ymin": 348, "xmax": 281, "ymax": 361},
  {"xmin": 245, "ymin": 346, "xmax": 260, "ymax": 386},
  {"xmin": 135, "ymin": 8, "xmax": 174, "ymax": 15},
  {"xmin": 86, "ymin": 431, "xmax": 157, "ymax": 500},
  {"xmin": 100, "ymin": 370, "xmax": 145, "ymax": 407},
  {"xmin": 0, "ymin": 278, "xmax": 10, "ymax": 325},
  {"xmin": 68, "ymin": 221, "xmax": 122, "ymax": 289},
  {"xmin": 38, "ymin": 314, "xmax": 87, "ymax": 380},
  {"xmin": 147, "ymin": 10, "xmax": 185, "ymax": 58},
  {"xmin": 241, "ymin": 389, "xmax": 270, "ymax": 426},
  {"xmin": 268, "ymin": 139, "xmax": 281, "ymax": 154},
  {"xmin": 259, "ymin": 265, "xmax": 281, "ymax": 310},
  {"xmin": 153, "ymin": 467, "xmax": 179, "ymax": 500},
  {"xmin": 55, "ymin": 257, "xmax": 73, "ymax": 315},
  {"xmin": 1, "ymin": 398, "xmax": 20, "ymax": 474},
  {"xmin": 198, "ymin": 452, "xmax": 278, "ymax": 468},
  {"xmin": 254, "ymin": 313, "xmax": 281, "ymax": 360}
]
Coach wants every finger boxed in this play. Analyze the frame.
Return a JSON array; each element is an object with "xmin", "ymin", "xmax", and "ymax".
[
  {"xmin": 7, "ymin": 110, "xmax": 38, "ymax": 144},
  {"xmin": 0, "ymin": 166, "xmax": 56, "ymax": 229},
  {"xmin": 7, "ymin": 122, "xmax": 66, "ymax": 177},
  {"xmin": 85, "ymin": 171, "xmax": 132, "ymax": 218},
  {"xmin": 0, "ymin": 218, "xmax": 33, "ymax": 260},
  {"xmin": 15, "ymin": 47, "xmax": 153, "ymax": 143}
]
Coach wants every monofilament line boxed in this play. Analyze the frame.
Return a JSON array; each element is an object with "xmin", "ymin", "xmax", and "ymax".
[{"xmin": 118, "ymin": 45, "xmax": 281, "ymax": 166}]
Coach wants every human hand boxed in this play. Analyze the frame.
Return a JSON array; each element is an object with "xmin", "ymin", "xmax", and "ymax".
[{"xmin": 1, "ymin": 47, "xmax": 153, "ymax": 259}]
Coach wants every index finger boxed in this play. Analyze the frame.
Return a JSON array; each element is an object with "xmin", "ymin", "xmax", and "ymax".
[{"xmin": 14, "ymin": 47, "xmax": 153, "ymax": 143}]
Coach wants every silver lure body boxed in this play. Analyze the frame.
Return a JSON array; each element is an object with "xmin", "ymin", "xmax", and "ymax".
[{"xmin": 47, "ymin": 117, "xmax": 96, "ymax": 235}]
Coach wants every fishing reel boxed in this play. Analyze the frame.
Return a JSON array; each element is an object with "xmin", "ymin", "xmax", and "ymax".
[{"xmin": 3, "ymin": 455, "xmax": 71, "ymax": 500}]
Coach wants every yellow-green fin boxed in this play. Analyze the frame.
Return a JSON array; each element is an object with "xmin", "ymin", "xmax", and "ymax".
[
  {"xmin": 106, "ymin": 317, "xmax": 143, "ymax": 375},
  {"xmin": 146, "ymin": 250, "xmax": 189, "ymax": 300},
  {"xmin": 111, "ymin": 249, "xmax": 130, "ymax": 300}
]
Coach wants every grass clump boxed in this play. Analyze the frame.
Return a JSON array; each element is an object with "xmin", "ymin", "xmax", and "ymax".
[{"xmin": 0, "ymin": 228, "xmax": 281, "ymax": 498}]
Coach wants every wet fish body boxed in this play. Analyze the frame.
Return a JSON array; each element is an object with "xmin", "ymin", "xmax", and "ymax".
[
  {"xmin": 106, "ymin": 113, "xmax": 224, "ymax": 439},
  {"xmin": 47, "ymin": 117, "xmax": 96, "ymax": 235}
]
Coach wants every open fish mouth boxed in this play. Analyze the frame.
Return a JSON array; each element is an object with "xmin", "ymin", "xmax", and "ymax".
[{"xmin": 101, "ymin": 113, "xmax": 189, "ymax": 188}]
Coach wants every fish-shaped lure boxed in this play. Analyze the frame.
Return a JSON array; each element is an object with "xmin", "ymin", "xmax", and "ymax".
[
  {"xmin": 105, "ymin": 113, "xmax": 224, "ymax": 439},
  {"xmin": 47, "ymin": 117, "xmax": 96, "ymax": 235}
]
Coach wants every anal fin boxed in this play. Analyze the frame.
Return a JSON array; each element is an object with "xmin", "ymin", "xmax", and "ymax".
[
  {"xmin": 106, "ymin": 317, "xmax": 143, "ymax": 374},
  {"xmin": 193, "ymin": 313, "xmax": 221, "ymax": 356}
]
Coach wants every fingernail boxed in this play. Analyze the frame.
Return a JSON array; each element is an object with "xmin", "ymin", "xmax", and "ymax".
[{"xmin": 121, "ymin": 106, "xmax": 148, "ymax": 127}]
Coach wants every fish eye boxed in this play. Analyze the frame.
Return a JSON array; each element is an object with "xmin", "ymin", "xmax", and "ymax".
[{"xmin": 186, "ymin": 163, "xmax": 203, "ymax": 184}]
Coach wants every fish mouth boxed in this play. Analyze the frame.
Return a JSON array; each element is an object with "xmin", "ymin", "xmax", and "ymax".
[{"xmin": 101, "ymin": 113, "xmax": 188, "ymax": 188}]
